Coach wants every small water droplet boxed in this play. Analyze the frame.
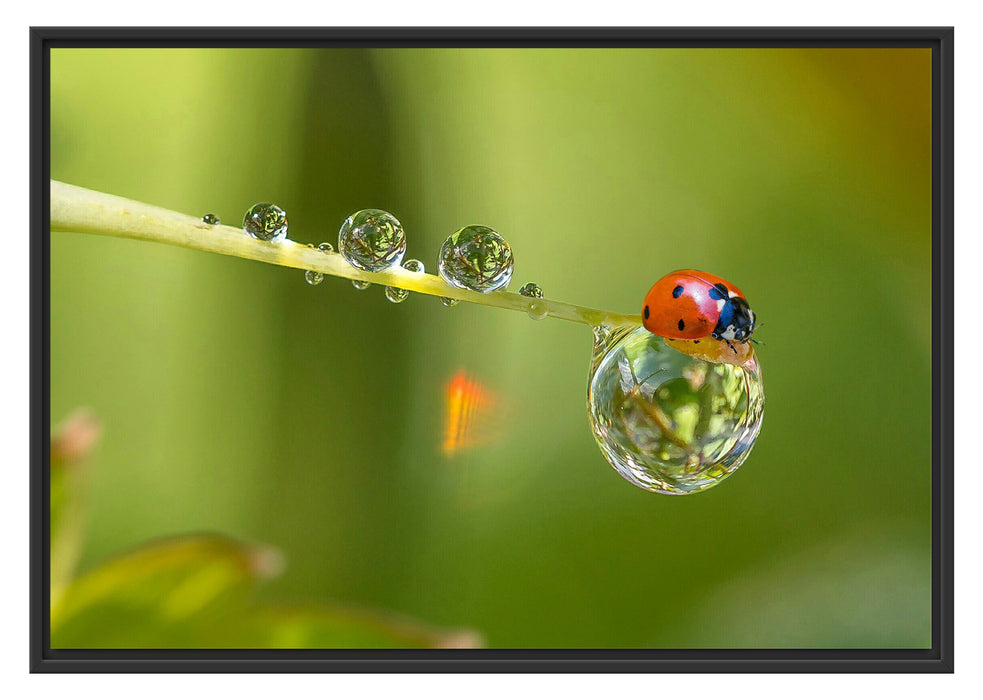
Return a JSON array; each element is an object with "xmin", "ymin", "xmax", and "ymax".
[
  {"xmin": 305, "ymin": 271, "xmax": 324, "ymax": 286},
  {"xmin": 385, "ymin": 286, "xmax": 408, "ymax": 303},
  {"xmin": 202, "ymin": 214, "xmax": 221, "ymax": 225},
  {"xmin": 440, "ymin": 297, "xmax": 459, "ymax": 307},
  {"xmin": 385, "ymin": 259, "xmax": 425, "ymax": 304},
  {"xmin": 318, "ymin": 242, "xmax": 334, "ymax": 253},
  {"xmin": 338, "ymin": 209, "xmax": 406, "ymax": 271},
  {"xmin": 587, "ymin": 325, "xmax": 764, "ymax": 494},
  {"xmin": 352, "ymin": 279, "xmax": 371, "ymax": 291},
  {"xmin": 527, "ymin": 299, "xmax": 549, "ymax": 320},
  {"xmin": 520, "ymin": 283, "xmax": 546, "ymax": 318},
  {"xmin": 242, "ymin": 203, "xmax": 288, "ymax": 242},
  {"xmin": 402, "ymin": 258, "xmax": 425, "ymax": 274},
  {"xmin": 438, "ymin": 225, "xmax": 513, "ymax": 293}
]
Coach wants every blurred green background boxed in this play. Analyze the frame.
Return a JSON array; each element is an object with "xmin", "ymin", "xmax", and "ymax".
[{"xmin": 49, "ymin": 47, "xmax": 932, "ymax": 648}]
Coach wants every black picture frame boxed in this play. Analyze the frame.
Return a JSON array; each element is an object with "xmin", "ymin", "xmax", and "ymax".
[{"xmin": 30, "ymin": 26, "xmax": 954, "ymax": 673}]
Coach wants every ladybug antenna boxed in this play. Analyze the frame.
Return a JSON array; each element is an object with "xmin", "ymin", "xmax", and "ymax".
[{"xmin": 748, "ymin": 320, "xmax": 764, "ymax": 344}]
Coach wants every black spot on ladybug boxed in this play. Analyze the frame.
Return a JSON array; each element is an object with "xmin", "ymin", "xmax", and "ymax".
[
  {"xmin": 672, "ymin": 285, "xmax": 684, "ymax": 298},
  {"xmin": 678, "ymin": 319, "xmax": 685, "ymax": 331},
  {"xmin": 643, "ymin": 305, "xmax": 650, "ymax": 319}
]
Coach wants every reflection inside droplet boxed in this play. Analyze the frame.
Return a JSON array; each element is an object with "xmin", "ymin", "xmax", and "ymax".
[
  {"xmin": 338, "ymin": 209, "xmax": 406, "ymax": 272},
  {"xmin": 438, "ymin": 225, "xmax": 514, "ymax": 293},
  {"xmin": 587, "ymin": 325, "xmax": 764, "ymax": 494},
  {"xmin": 242, "ymin": 203, "xmax": 288, "ymax": 242},
  {"xmin": 385, "ymin": 286, "xmax": 408, "ymax": 303}
]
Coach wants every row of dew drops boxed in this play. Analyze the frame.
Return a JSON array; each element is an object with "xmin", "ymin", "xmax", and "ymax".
[
  {"xmin": 204, "ymin": 204, "xmax": 548, "ymax": 318},
  {"xmin": 203, "ymin": 203, "xmax": 764, "ymax": 497}
]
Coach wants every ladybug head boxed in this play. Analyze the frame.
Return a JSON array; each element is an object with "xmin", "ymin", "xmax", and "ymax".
[{"xmin": 711, "ymin": 297, "xmax": 756, "ymax": 343}]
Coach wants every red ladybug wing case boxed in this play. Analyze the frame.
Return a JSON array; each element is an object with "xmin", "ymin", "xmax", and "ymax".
[
  {"xmin": 642, "ymin": 272, "xmax": 720, "ymax": 340},
  {"xmin": 675, "ymin": 268, "xmax": 746, "ymax": 300}
]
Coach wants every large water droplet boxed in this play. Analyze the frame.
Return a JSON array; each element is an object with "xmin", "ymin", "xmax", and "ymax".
[
  {"xmin": 385, "ymin": 258, "xmax": 425, "ymax": 304},
  {"xmin": 202, "ymin": 213, "xmax": 220, "ymax": 225},
  {"xmin": 519, "ymin": 282, "xmax": 544, "ymax": 298},
  {"xmin": 243, "ymin": 203, "xmax": 288, "ymax": 242},
  {"xmin": 438, "ymin": 225, "xmax": 514, "ymax": 293},
  {"xmin": 338, "ymin": 209, "xmax": 406, "ymax": 272},
  {"xmin": 587, "ymin": 325, "xmax": 764, "ymax": 494}
]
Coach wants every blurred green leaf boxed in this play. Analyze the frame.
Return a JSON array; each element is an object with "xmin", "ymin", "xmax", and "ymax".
[
  {"xmin": 51, "ymin": 533, "xmax": 281, "ymax": 647},
  {"xmin": 51, "ymin": 532, "xmax": 479, "ymax": 649},
  {"xmin": 50, "ymin": 410, "xmax": 100, "ymax": 605},
  {"xmin": 196, "ymin": 605, "xmax": 482, "ymax": 649}
]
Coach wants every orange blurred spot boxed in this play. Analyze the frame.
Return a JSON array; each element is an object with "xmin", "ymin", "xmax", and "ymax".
[
  {"xmin": 443, "ymin": 370, "xmax": 497, "ymax": 456},
  {"xmin": 51, "ymin": 408, "xmax": 101, "ymax": 465}
]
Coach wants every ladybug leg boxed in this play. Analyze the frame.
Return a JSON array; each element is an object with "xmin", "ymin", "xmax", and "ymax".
[{"xmin": 726, "ymin": 340, "xmax": 737, "ymax": 354}]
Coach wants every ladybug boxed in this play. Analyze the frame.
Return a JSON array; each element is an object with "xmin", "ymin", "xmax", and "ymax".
[{"xmin": 642, "ymin": 269, "xmax": 757, "ymax": 353}]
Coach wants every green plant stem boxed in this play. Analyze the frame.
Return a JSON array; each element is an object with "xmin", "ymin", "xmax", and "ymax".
[{"xmin": 50, "ymin": 181, "xmax": 642, "ymax": 328}]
